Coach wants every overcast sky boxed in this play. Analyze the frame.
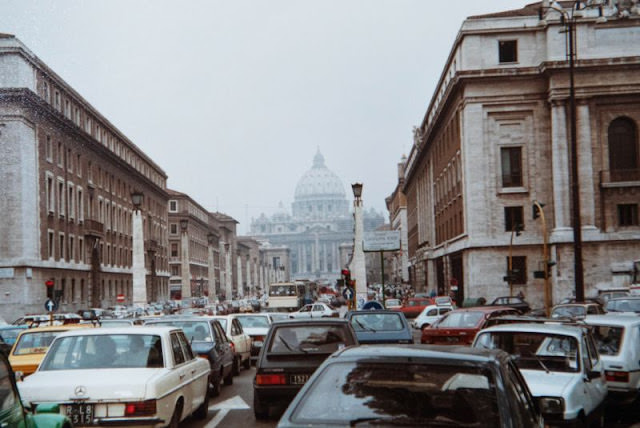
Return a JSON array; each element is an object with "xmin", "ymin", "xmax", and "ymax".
[{"xmin": 1, "ymin": 0, "xmax": 532, "ymax": 234}]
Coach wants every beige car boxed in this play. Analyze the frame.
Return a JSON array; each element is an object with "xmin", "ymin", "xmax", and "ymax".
[{"xmin": 211, "ymin": 315, "xmax": 252, "ymax": 374}]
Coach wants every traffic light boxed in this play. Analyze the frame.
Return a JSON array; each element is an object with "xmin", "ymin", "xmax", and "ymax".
[
  {"xmin": 341, "ymin": 269, "xmax": 351, "ymax": 285},
  {"xmin": 45, "ymin": 279, "xmax": 54, "ymax": 299},
  {"xmin": 532, "ymin": 202, "xmax": 545, "ymax": 220}
]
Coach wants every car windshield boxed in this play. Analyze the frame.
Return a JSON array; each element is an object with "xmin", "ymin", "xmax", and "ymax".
[
  {"xmin": 350, "ymin": 313, "xmax": 404, "ymax": 332},
  {"xmin": 436, "ymin": 311, "xmax": 483, "ymax": 328},
  {"xmin": 148, "ymin": 320, "xmax": 213, "ymax": 342},
  {"xmin": 270, "ymin": 285, "xmax": 297, "ymax": 296},
  {"xmin": 13, "ymin": 331, "xmax": 63, "ymax": 355},
  {"xmin": 385, "ymin": 299, "xmax": 400, "ymax": 307},
  {"xmin": 606, "ymin": 299, "xmax": 640, "ymax": 313},
  {"xmin": 590, "ymin": 325, "xmax": 624, "ymax": 356},
  {"xmin": 236, "ymin": 316, "xmax": 270, "ymax": 329},
  {"xmin": 475, "ymin": 332, "xmax": 579, "ymax": 373},
  {"xmin": 290, "ymin": 361, "xmax": 499, "ymax": 426},
  {"xmin": 269, "ymin": 326, "xmax": 351, "ymax": 354},
  {"xmin": 551, "ymin": 306, "xmax": 586, "ymax": 318},
  {"xmin": 40, "ymin": 334, "xmax": 164, "ymax": 370}
]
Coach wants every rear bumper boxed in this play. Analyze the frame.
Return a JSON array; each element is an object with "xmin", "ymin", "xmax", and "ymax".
[{"xmin": 253, "ymin": 384, "xmax": 302, "ymax": 408}]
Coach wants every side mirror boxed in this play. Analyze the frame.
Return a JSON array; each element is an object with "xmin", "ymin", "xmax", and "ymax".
[
  {"xmin": 14, "ymin": 371, "xmax": 24, "ymax": 382},
  {"xmin": 586, "ymin": 369, "xmax": 601, "ymax": 381}
]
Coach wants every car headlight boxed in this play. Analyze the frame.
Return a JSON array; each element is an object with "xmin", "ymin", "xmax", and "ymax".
[{"xmin": 538, "ymin": 397, "xmax": 564, "ymax": 414}]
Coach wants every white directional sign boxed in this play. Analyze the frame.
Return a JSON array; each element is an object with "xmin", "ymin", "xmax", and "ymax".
[
  {"xmin": 363, "ymin": 230, "xmax": 400, "ymax": 252},
  {"xmin": 205, "ymin": 395, "xmax": 250, "ymax": 428}
]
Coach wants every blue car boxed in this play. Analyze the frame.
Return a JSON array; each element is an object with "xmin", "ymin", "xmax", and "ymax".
[{"xmin": 345, "ymin": 310, "xmax": 413, "ymax": 344}]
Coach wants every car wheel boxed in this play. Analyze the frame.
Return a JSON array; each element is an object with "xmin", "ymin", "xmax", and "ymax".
[
  {"xmin": 232, "ymin": 356, "xmax": 240, "ymax": 375},
  {"xmin": 223, "ymin": 367, "xmax": 234, "ymax": 385},
  {"xmin": 254, "ymin": 394, "xmax": 269, "ymax": 420},
  {"xmin": 243, "ymin": 355, "xmax": 251, "ymax": 370},
  {"xmin": 421, "ymin": 323, "xmax": 430, "ymax": 329},
  {"xmin": 211, "ymin": 372, "xmax": 222, "ymax": 397},
  {"xmin": 167, "ymin": 400, "xmax": 182, "ymax": 428},
  {"xmin": 194, "ymin": 384, "xmax": 210, "ymax": 420}
]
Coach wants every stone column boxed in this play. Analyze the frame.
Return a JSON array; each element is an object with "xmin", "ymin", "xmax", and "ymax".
[
  {"xmin": 576, "ymin": 100, "xmax": 595, "ymax": 227},
  {"xmin": 132, "ymin": 210, "xmax": 146, "ymax": 306},
  {"xmin": 349, "ymin": 199, "xmax": 367, "ymax": 307},
  {"xmin": 207, "ymin": 243, "xmax": 216, "ymax": 301},
  {"xmin": 236, "ymin": 254, "xmax": 243, "ymax": 297},
  {"xmin": 181, "ymin": 229, "xmax": 191, "ymax": 299},
  {"xmin": 551, "ymin": 100, "xmax": 571, "ymax": 231},
  {"xmin": 225, "ymin": 245, "xmax": 232, "ymax": 300},
  {"xmin": 246, "ymin": 256, "xmax": 252, "ymax": 295}
]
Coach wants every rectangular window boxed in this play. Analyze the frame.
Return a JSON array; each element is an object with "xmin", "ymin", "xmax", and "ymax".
[
  {"xmin": 59, "ymin": 233, "xmax": 65, "ymax": 261},
  {"xmin": 77, "ymin": 154, "xmax": 81, "ymax": 177},
  {"xmin": 57, "ymin": 142, "xmax": 63, "ymax": 166},
  {"xmin": 45, "ymin": 135, "xmax": 53, "ymax": 162},
  {"xmin": 78, "ymin": 238, "xmax": 84, "ymax": 263},
  {"xmin": 170, "ymin": 223, "xmax": 177, "ymax": 234},
  {"xmin": 171, "ymin": 243, "xmax": 178, "ymax": 257},
  {"xmin": 69, "ymin": 236, "xmax": 75, "ymax": 261},
  {"xmin": 169, "ymin": 200, "xmax": 178, "ymax": 212},
  {"xmin": 68, "ymin": 184, "xmax": 75, "ymax": 220},
  {"xmin": 501, "ymin": 147, "xmax": 523, "ymax": 187},
  {"xmin": 506, "ymin": 256, "xmax": 527, "ymax": 285},
  {"xmin": 46, "ymin": 174, "xmax": 54, "ymax": 213},
  {"xmin": 48, "ymin": 231, "xmax": 54, "ymax": 259},
  {"xmin": 618, "ymin": 204, "xmax": 639, "ymax": 226},
  {"xmin": 499, "ymin": 40, "xmax": 517, "ymax": 63},
  {"xmin": 504, "ymin": 206, "xmax": 524, "ymax": 232},
  {"xmin": 77, "ymin": 188, "xmax": 84, "ymax": 222},
  {"xmin": 58, "ymin": 180, "xmax": 65, "ymax": 217}
]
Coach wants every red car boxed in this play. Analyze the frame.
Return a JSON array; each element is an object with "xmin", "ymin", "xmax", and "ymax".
[
  {"xmin": 398, "ymin": 298, "xmax": 433, "ymax": 318},
  {"xmin": 420, "ymin": 306, "xmax": 520, "ymax": 345}
]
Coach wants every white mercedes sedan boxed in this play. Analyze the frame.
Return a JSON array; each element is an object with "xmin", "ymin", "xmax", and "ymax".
[{"xmin": 18, "ymin": 326, "xmax": 210, "ymax": 427}]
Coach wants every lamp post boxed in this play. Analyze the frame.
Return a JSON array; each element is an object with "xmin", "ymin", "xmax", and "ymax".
[
  {"xmin": 180, "ymin": 219, "xmax": 191, "ymax": 300},
  {"xmin": 349, "ymin": 182, "xmax": 367, "ymax": 309},
  {"xmin": 224, "ymin": 243, "xmax": 232, "ymax": 300},
  {"xmin": 507, "ymin": 223, "xmax": 523, "ymax": 297},
  {"xmin": 131, "ymin": 191, "xmax": 146, "ymax": 308},
  {"xmin": 533, "ymin": 201, "xmax": 553, "ymax": 316},
  {"xmin": 207, "ymin": 232, "xmax": 216, "ymax": 302}
]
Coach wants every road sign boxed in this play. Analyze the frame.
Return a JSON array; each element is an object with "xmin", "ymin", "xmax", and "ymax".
[
  {"xmin": 116, "ymin": 294, "xmax": 125, "ymax": 303},
  {"xmin": 342, "ymin": 287, "xmax": 354, "ymax": 301},
  {"xmin": 44, "ymin": 299, "xmax": 58, "ymax": 312},
  {"xmin": 363, "ymin": 231, "xmax": 400, "ymax": 252}
]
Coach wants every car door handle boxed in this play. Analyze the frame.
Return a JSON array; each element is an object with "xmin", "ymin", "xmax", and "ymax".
[
  {"xmin": 191, "ymin": 369, "xmax": 196, "ymax": 374},
  {"xmin": 179, "ymin": 374, "xmax": 186, "ymax": 380}
]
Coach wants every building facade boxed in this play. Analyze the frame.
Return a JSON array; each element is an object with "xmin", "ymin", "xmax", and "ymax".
[
  {"xmin": 385, "ymin": 156, "xmax": 411, "ymax": 287},
  {"xmin": 0, "ymin": 34, "xmax": 170, "ymax": 321},
  {"xmin": 403, "ymin": 1, "xmax": 640, "ymax": 307}
]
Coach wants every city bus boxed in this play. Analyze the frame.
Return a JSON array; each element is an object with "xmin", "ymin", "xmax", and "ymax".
[{"xmin": 267, "ymin": 282, "xmax": 305, "ymax": 312}]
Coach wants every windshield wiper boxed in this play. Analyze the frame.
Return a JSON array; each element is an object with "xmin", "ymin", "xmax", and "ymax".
[
  {"xmin": 354, "ymin": 318, "xmax": 376, "ymax": 333},
  {"xmin": 533, "ymin": 355, "xmax": 550, "ymax": 374},
  {"xmin": 278, "ymin": 337, "xmax": 308, "ymax": 354}
]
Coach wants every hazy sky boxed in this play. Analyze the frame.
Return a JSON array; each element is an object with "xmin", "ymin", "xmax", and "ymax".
[{"xmin": 1, "ymin": 0, "xmax": 532, "ymax": 234}]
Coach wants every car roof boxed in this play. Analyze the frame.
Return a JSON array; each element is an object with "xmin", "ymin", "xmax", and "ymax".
[
  {"xmin": 451, "ymin": 306, "xmax": 518, "ymax": 313},
  {"xmin": 609, "ymin": 296, "xmax": 640, "ymax": 301},
  {"xmin": 146, "ymin": 317, "xmax": 214, "ymax": 323},
  {"xmin": 331, "ymin": 344, "xmax": 509, "ymax": 364},
  {"xmin": 584, "ymin": 314, "xmax": 640, "ymax": 326},
  {"xmin": 270, "ymin": 318, "xmax": 350, "ymax": 326},
  {"xmin": 53, "ymin": 326, "xmax": 179, "ymax": 337},
  {"xmin": 346, "ymin": 310, "xmax": 404, "ymax": 316},
  {"xmin": 477, "ymin": 322, "xmax": 584, "ymax": 338}
]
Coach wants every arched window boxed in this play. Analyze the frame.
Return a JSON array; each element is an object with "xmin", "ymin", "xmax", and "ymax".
[{"xmin": 608, "ymin": 117, "xmax": 638, "ymax": 180}]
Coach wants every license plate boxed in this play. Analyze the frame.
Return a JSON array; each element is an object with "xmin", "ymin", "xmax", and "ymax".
[
  {"xmin": 66, "ymin": 403, "xmax": 94, "ymax": 425},
  {"xmin": 290, "ymin": 374, "xmax": 309, "ymax": 385}
]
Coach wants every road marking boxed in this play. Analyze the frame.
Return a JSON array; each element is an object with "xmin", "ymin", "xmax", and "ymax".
[{"xmin": 205, "ymin": 395, "xmax": 250, "ymax": 428}]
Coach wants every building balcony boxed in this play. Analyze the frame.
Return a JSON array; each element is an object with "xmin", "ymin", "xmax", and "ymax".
[
  {"xmin": 84, "ymin": 219, "xmax": 104, "ymax": 238},
  {"xmin": 600, "ymin": 169, "xmax": 640, "ymax": 188}
]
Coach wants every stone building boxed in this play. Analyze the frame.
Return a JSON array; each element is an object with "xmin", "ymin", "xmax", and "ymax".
[
  {"xmin": 251, "ymin": 150, "xmax": 385, "ymax": 284},
  {"xmin": 403, "ymin": 1, "xmax": 640, "ymax": 307},
  {"xmin": 385, "ymin": 155, "xmax": 410, "ymax": 287},
  {"xmin": 0, "ymin": 34, "xmax": 169, "ymax": 321}
]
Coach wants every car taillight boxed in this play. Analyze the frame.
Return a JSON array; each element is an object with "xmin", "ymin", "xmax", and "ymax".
[
  {"xmin": 605, "ymin": 371, "xmax": 629, "ymax": 382},
  {"xmin": 256, "ymin": 374, "xmax": 287, "ymax": 385},
  {"xmin": 198, "ymin": 353, "xmax": 209, "ymax": 360},
  {"xmin": 254, "ymin": 336, "xmax": 264, "ymax": 342},
  {"xmin": 125, "ymin": 400, "xmax": 157, "ymax": 416}
]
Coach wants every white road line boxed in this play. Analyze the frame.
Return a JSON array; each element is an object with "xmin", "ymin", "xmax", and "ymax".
[{"xmin": 205, "ymin": 395, "xmax": 251, "ymax": 428}]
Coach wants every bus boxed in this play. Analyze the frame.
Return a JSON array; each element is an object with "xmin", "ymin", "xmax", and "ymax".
[{"xmin": 268, "ymin": 282, "xmax": 305, "ymax": 312}]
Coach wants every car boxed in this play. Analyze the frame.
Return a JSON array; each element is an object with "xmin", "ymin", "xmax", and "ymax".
[
  {"xmin": 490, "ymin": 296, "xmax": 531, "ymax": 314},
  {"xmin": 144, "ymin": 316, "xmax": 235, "ymax": 395},
  {"xmin": 605, "ymin": 296, "xmax": 640, "ymax": 313},
  {"xmin": 0, "ymin": 324, "xmax": 28, "ymax": 346},
  {"xmin": 550, "ymin": 302, "xmax": 605, "ymax": 319},
  {"xmin": 9, "ymin": 324, "xmax": 93, "ymax": 378},
  {"xmin": 421, "ymin": 306, "xmax": 520, "ymax": 345},
  {"xmin": 0, "ymin": 351, "xmax": 73, "ymax": 428},
  {"xmin": 99, "ymin": 318, "xmax": 145, "ymax": 327},
  {"xmin": 595, "ymin": 288, "xmax": 630, "ymax": 306},
  {"xmin": 398, "ymin": 297, "xmax": 432, "ymax": 318},
  {"xmin": 288, "ymin": 303, "xmax": 338, "ymax": 319},
  {"xmin": 211, "ymin": 315, "xmax": 252, "ymax": 374},
  {"xmin": 232, "ymin": 313, "xmax": 272, "ymax": 364},
  {"xmin": 383, "ymin": 298, "xmax": 402, "ymax": 310},
  {"xmin": 412, "ymin": 303, "xmax": 453, "ymax": 329},
  {"xmin": 277, "ymin": 344, "xmax": 545, "ymax": 428},
  {"xmin": 253, "ymin": 318, "xmax": 358, "ymax": 420},
  {"xmin": 473, "ymin": 323, "xmax": 607, "ymax": 427},
  {"xmin": 584, "ymin": 314, "xmax": 640, "ymax": 404},
  {"xmin": 18, "ymin": 326, "xmax": 211, "ymax": 427},
  {"xmin": 12, "ymin": 313, "xmax": 83, "ymax": 326},
  {"xmin": 345, "ymin": 310, "xmax": 413, "ymax": 344}
]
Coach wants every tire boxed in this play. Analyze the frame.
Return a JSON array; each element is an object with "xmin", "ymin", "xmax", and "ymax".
[
  {"xmin": 232, "ymin": 356, "xmax": 240, "ymax": 376},
  {"xmin": 421, "ymin": 323, "xmax": 430, "ymax": 330},
  {"xmin": 254, "ymin": 394, "xmax": 269, "ymax": 420},
  {"xmin": 194, "ymin": 384, "xmax": 210, "ymax": 420},
  {"xmin": 223, "ymin": 367, "xmax": 234, "ymax": 385},
  {"xmin": 166, "ymin": 400, "xmax": 182, "ymax": 428},
  {"xmin": 243, "ymin": 355, "xmax": 251, "ymax": 370},
  {"xmin": 211, "ymin": 372, "xmax": 222, "ymax": 397}
]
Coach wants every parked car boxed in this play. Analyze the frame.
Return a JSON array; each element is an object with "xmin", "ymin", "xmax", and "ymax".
[
  {"xmin": 99, "ymin": 318, "xmax": 144, "ymax": 327},
  {"xmin": 550, "ymin": 302, "xmax": 605, "ymax": 319},
  {"xmin": 421, "ymin": 306, "xmax": 520, "ymax": 345},
  {"xmin": 288, "ymin": 303, "xmax": 338, "ymax": 319},
  {"xmin": 0, "ymin": 324, "xmax": 28, "ymax": 346},
  {"xmin": 233, "ymin": 313, "xmax": 272, "ymax": 364},
  {"xmin": 584, "ymin": 314, "xmax": 640, "ymax": 404},
  {"xmin": 605, "ymin": 296, "xmax": 640, "ymax": 313},
  {"xmin": 473, "ymin": 323, "xmax": 607, "ymax": 427},
  {"xmin": 145, "ymin": 316, "xmax": 235, "ymax": 395},
  {"xmin": 10, "ymin": 324, "xmax": 93, "ymax": 378},
  {"xmin": 398, "ymin": 297, "xmax": 432, "ymax": 318},
  {"xmin": 277, "ymin": 344, "xmax": 545, "ymax": 428},
  {"xmin": 383, "ymin": 298, "xmax": 402, "ymax": 310},
  {"xmin": 18, "ymin": 326, "xmax": 211, "ymax": 427},
  {"xmin": 595, "ymin": 288, "xmax": 629, "ymax": 306},
  {"xmin": 345, "ymin": 310, "xmax": 413, "ymax": 344},
  {"xmin": 253, "ymin": 318, "xmax": 358, "ymax": 420},
  {"xmin": 490, "ymin": 296, "xmax": 531, "ymax": 314},
  {"xmin": 0, "ymin": 351, "xmax": 73, "ymax": 428},
  {"xmin": 412, "ymin": 303, "xmax": 453, "ymax": 329},
  {"xmin": 211, "ymin": 315, "xmax": 252, "ymax": 374}
]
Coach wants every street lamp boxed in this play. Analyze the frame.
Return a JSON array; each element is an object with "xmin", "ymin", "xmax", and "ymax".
[
  {"xmin": 180, "ymin": 219, "xmax": 188, "ymax": 232},
  {"xmin": 349, "ymin": 182, "xmax": 366, "ymax": 309},
  {"xmin": 131, "ymin": 190, "xmax": 144, "ymax": 211},
  {"xmin": 507, "ymin": 223, "xmax": 523, "ymax": 298},
  {"xmin": 351, "ymin": 182, "xmax": 363, "ymax": 200}
]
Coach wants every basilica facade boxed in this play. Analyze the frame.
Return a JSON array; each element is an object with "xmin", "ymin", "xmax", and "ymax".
[{"xmin": 250, "ymin": 150, "xmax": 384, "ymax": 284}]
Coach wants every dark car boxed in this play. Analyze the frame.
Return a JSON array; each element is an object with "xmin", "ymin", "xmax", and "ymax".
[
  {"xmin": 490, "ymin": 296, "xmax": 531, "ymax": 314},
  {"xmin": 0, "ymin": 337, "xmax": 11, "ymax": 357},
  {"xmin": 345, "ymin": 310, "xmax": 413, "ymax": 344},
  {"xmin": 253, "ymin": 318, "xmax": 358, "ymax": 420},
  {"xmin": 277, "ymin": 344, "xmax": 544, "ymax": 428},
  {"xmin": 145, "ymin": 317, "xmax": 234, "ymax": 395}
]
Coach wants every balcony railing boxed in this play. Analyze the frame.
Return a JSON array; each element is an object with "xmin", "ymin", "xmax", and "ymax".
[
  {"xmin": 600, "ymin": 169, "xmax": 640, "ymax": 187},
  {"xmin": 84, "ymin": 219, "xmax": 104, "ymax": 238}
]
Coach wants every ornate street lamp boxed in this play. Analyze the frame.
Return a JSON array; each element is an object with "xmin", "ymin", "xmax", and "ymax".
[
  {"xmin": 131, "ymin": 191, "xmax": 144, "ymax": 211},
  {"xmin": 180, "ymin": 219, "xmax": 188, "ymax": 232},
  {"xmin": 351, "ymin": 182, "xmax": 363, "ymax": 200}
]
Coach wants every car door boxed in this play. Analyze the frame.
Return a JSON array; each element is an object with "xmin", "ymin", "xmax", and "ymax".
[
  {"xmin": 170, "ymin": 331, "xmax": 193, "ymax": 417},
  {"xmin": 0, "ymin": 354, "xmax": 28, "ymax": 427},
  {"xmin": 582, "ymin": 332, "xmax": 607, "ymax": 416},
  {"xmin": 311, "ymin": 304, "xmax": 325, "ymax": 317},
  {"xmin": 176, "ymin": 331, "xmax": 205, "ymax": 413},
  {"xmin": 212, "ymin": 321, "xmax": 233, "ymax": 374},
  {"xmin": 232, "ymin": 319, "xmax": 251, "ymax": 356},
  {"xmin": 295, "ymin": 305, "xmax": 312, "ymax": 318}
]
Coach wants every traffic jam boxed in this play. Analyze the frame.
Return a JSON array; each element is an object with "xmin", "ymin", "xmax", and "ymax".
[{"xmin": 2, "ymin": 280, "xmax": 640, "ymax": 427}]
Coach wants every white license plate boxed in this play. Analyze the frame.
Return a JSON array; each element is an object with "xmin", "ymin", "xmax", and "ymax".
[
  {"xmin": 290, "ymin": 374, "xmax": 309, "ymax": 385},
  {"xmin": 66, "ymin": 403, "xmax": 94, "ymax": 425}
]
